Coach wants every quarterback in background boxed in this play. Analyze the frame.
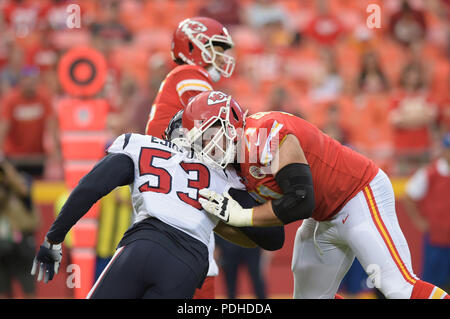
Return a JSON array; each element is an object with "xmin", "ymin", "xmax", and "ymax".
[
  {"xmin": 200, "ymin": 109, "xmax": 450, "ymax": 299},
  {"xmin": 145, "ymin": 17, "xmax": 235, "ymax": 298},
  {"xmin": 145, "ymin": 16, "xmax": 235, "ymax": 138}
]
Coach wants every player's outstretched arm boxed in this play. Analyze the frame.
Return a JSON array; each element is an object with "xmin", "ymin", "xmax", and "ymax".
[
  {"xmin": 227, "ymin": 188, "xmax": 284, "ymax": 250},
  {"xmin": 200, "ymin": 134, "xmax": 315, "ymax": 227},
  {"xmin": 211, "ymin": 188, "xmax": 285, "ymax": 250},
  {"xmin": 31, "ymin": 153, "xmax": 134, "ymax": 283},
  {"xmin": 46, "ymin": 153, "xmax": 134, "ymax": 243}
]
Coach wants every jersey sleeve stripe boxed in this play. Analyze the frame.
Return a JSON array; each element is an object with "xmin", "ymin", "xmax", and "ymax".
[
  {"xmin": 176, "ymin": 79, "xmax": 213, "ymax": 96},
  {"xmin": 260, "ymin": 121, "xmax": 284, "ymax": 166},
  {"xmin": 123, "ymin": 133, "xmax": 132, "ymax": 149}
]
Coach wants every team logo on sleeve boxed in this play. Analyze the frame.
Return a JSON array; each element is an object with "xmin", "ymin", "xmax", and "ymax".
[{"xmin": 249, "ymin": 165, "xmax": 266, "ymax": 179}]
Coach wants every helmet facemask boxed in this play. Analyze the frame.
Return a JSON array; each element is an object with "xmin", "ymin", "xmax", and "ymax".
[
  {"xmin": 199, "ymin": 34, "xmax": 235, "ymax": 78},
  {"xmin": 178, "ymin": 18, "xmax": 235, "ymax": 78},
  {"xmin": 186, "ymin": 97, "xmax": 239, "ymax": 169}
]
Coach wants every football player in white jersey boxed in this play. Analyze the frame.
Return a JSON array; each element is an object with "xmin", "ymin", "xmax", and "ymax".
[{"xmin": 31, "ymin": 91, "xmax": 283, "ymax": 298}]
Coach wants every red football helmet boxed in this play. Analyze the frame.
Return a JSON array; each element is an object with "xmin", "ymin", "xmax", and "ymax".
[
  {"xmin": 180, "ymin": 91, "xmax": 246, "ymax": 169},
  {"xmin": 171, "ymin": 17, "xmax": 235, "ymax": 79}
]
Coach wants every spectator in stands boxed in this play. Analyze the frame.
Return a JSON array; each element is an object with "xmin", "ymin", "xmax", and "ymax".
[
  {"xmin": 0, "ymin": 42, "xmax": 23, "ymax": 95},
  {"xmin": 438, "ymin": 97, "xmax": 450, "ymax": 134},
  {"xmin": 389, "ymin": 61, "xmax": 438, "ymax": 175},
  {"xmin": 43, "ymin": 0, "xmax": 76, "ymax": 32},
  {"xmin": 239, "ymin": 2, "xmax": 295, "ymax": 96},
  {"xmin": 389, "ymin": 0, "xmax": 427, "ymax": 48},
  {"xmin": 244, "ymin": 0, "xmax": 289, "ymax": 30},
  {"xmin": 250, "ymin": 10, "xmax": 294, "ymax": 53},
  {"xmin": 305, "ymin": 0, "xmax": 344, "ymax": 47},
  {"xmin": 321, "ymin": 103, "xmax": 350, "ymax": 146},
  {"xmin": 1, "ymin": 0, "xmax": 45, "ymax": 38},
  {"xmin": 309, "ymin": 49, "xmax": 343, "ymax": 103},
  {"xmin": 268, "ymin": 85, "xmax": 303, "ymax": 119},
  {"xmin": 115, "ymin": 72, "xmax": 140, "ymax": 133},
  {"xmin": 30, "ymin": 31, "xmax": 60, "ymax": 96},
  {"xmin": 0, "ymin": 66, "xmax": 60, "ymax": 178},
  {"xmin": 402, "ymin": 132, "xmax": 450, "ymax": 292},
  {"xmin": 89, "ymin": 0, "xmax": 132, "ymax": 52},
  {"xmin": 197, "ymin": 0, "xmax": 242, "ymax": 28},
  {"xmin": 0, "ymin": 159, "xmax": 39, "ymax": 298},
  {"xmin": 130, "ymin": 53, "xmax": 170, "ymax": 134},
  {"xmin": 356, "ymin": 51, "xmax": 390, "ymax": 94}
]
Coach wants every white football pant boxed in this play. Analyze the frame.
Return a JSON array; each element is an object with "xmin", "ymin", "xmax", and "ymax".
[{"xmin": 292, "ymin": 169, "xmax": 419, "ymax": 299}]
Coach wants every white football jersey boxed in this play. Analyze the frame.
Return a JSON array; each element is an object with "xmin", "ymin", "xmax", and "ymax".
[{"xmin": 107, "ymin": 133, "xmax": 245, "ymax": 246}]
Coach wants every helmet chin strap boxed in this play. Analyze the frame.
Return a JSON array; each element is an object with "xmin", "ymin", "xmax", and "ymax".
[{"xmin": 206, "ymin": 65, "xmax": 221, "ymax": 83}]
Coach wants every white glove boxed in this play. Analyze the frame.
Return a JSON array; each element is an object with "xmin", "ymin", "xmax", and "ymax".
[{"xmin": 199, "ymin": 189, "xmax": 253, "ymax": 227}]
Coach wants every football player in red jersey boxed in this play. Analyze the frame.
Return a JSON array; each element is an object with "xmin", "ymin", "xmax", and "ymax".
[
  {"xmin": 144, "ymin": 17, "xmax": 235, "ymax": 299},
  {"xmin": 200, "ymin": 108, "xmax": 450, "ymax": 299},
  {"xmin": 145, "ymin": 17, "xmax": 235, "ymax": 138}
]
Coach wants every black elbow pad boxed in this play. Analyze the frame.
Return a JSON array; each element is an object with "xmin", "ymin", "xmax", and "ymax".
[{"xmin": 271, "ymin": 163, "xmax": 315, "ymax": 224}]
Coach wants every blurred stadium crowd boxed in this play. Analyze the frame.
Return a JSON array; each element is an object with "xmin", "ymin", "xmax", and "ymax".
[
  {"xmin": 0, "ymin": 0, "xmax": 449, "ymax": 176},
  {"xmin": 0, "ymin": 0, "xmax": 448, "ymax": 298}
]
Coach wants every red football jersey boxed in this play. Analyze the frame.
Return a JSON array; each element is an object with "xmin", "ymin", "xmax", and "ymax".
[
  {"xmin": 418, "ymin": 160, "xmax": 450, "ymax": 246},
  {"xmin": 239, "ymin": 111, "xmax": 379, "ymax": 221},
  {"xmin": 145, "ymin": 64, "xmax": 214, "ymax": 138},
  {"xmin": 1, "ymin": 87, "xmax": 53, "ymax": 156}
]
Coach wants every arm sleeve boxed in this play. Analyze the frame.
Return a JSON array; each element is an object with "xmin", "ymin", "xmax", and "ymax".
[
  {"xmin": 228, "ymin": 188, "xmax": 285, "ymax": 251},
  {"xmin": 46, "ymin": 153, "xmax": 134, "ymax": 244}
]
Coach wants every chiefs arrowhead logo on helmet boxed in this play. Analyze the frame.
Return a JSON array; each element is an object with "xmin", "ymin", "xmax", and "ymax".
[
  {"xmin": 207, "ymin": 91, "xmax": 228, "ymax": 105},
  {"xmin": 180, "ymin": 19, "xmax": 208, "ymax": 34}
]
